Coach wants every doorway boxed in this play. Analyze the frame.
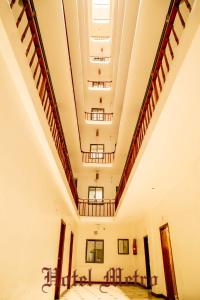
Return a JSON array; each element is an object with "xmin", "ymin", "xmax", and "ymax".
[
  {"xmin": 67, "ymin": 232, "xmax": 74, "ymax": 289},
  {"xmin": 160, "ymin": 224, "xmax": 178, "ymax": 300},
  {"xmin": 55, "ymin": 220, "xmax": 66, "ymax": 299},
  {"xmin": 143, "ymin": 236, "xmax": 152, "ymax": 289}
]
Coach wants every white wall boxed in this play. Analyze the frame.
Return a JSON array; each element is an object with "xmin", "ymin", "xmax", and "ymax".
[
  {"xmin": 77, "ymin": 169, "xmax": 120, "ymax": 200},
  {"xmin": 0, "ymin": 2, "xmax": 78, "ymax": 299}
]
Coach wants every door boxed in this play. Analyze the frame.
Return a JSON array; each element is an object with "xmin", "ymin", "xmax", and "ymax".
[
  {"xmin": 143, "ymin": 236, "xmax": 152, "ymax": 289},
  {"xmin": 160, "ymin": 224, "xmax": 178, "ymax": 300},
  {"xmin": 67, "ymin": 232, "xmax": 74, "ymax": 289},
  {"xmin": 55, "ymin": 220, "xmax": 66, "ymax": 299}
]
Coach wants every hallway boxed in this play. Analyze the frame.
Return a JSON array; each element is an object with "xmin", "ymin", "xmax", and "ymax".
[
  {"xmin": 61, "ymin": 285, "xmax": 159, "ymax": 300},
  {"xmin": 1, "ymin": 0, "xmax": 200, "ymax": 299}
]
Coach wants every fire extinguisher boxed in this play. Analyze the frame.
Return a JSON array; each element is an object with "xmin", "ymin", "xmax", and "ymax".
[{"xmin": 133, "ymin": 239, "xmax": 137, "ymax": 255}]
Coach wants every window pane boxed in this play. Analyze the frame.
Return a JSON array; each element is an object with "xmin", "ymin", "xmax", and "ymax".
[
  {"xmin": 96, "ymin": 241, "xmax": 103, "ymax": 249},
  {"xmin": 91, "ymin": 145, "xmax": 97, "ymax": 152},
  {"xmin": 98, "ymin": 145, "xmax": 104, "ymax": 152},
  {"xmin": 123, "ymin": 240, "xmax": 129, "ymax": 253},
  {"xmin": 96, "ymin": 188, "xmax": 103, "ymax": 200},
  {"xmin": 95, "ymin": 249, "xmax": 103, "ymax": 263},
  {"xmin": 87, "ymin": 241, "xmax": 95, "ymax": 262},
  {"xmin": 118, "ymin": 239, "xmax": 129, "ymax": 254},
  {"xmin": 89, "ymin": 187, "xmax": 96, "ymax": 200},
  {"xmin": 118, "ymin": 240, "xmax": 124, "ymax": 253}
]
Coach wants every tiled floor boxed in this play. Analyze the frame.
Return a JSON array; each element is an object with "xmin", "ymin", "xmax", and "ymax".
[{"xmin": 61, "ymin": 284, "xmax": 159, "ymax": 299}]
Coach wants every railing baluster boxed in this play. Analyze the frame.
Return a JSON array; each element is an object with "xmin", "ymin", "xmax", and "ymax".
[
  {"xmin": 157, "ymin": 72, "xmax": 162, "ymax": 92},
  {"xmin": 33, "ymin": 61, "xmax": 39, "ymax": 78},
  {"xmin": 161, "ymin": 62, "xmax": 166, "ymax": 83},
  {"xmin": 21, "ymin": 22, "xmax": 29, "ymax": 42},
  {"xmin": 36, "ymin": 70, "xmax": 42, "ymax": 89},
  {"xmin": 29, "ymin": 49, "xmax": 36, "ymax": 67},
  {"xmin": 168, "ymin": 39, "xmax": 174, "ymax": 60},
  {"xmin": 164, "ymin": 52, "xmax": 169, "ymax": 72},
  {"xmin": 152, "ymin": 79, "xmax": 159, "ymax": 102},
  {"xmin": 177, "ymin": 7, "xmax": 185, "ymax": 28},
  {"xmin": 26, "ymin": 36, "xmax": 34, "ymax": 56},
  {"xmin": 10, "ymin": 0, "xmax": 16, "ymax": 8},
  {"xmin": 16, "ymin": 6, "xmax": 26, "ymax": 28},
  {"xmin": 183, "ymin": 0, "xmax": 191, "ymax": 11},
  {"xmin": 172, "ymin": 26, "xmax": 179, "ymax": 45}
]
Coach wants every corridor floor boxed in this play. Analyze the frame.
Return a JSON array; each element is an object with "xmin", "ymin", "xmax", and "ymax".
[{"xmin": 61, "ymin": 285, "xmax": 159, "ymax": 299}]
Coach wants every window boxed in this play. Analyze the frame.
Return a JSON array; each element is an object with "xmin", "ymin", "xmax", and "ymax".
[
  {"xmin": 86, "ymin": 239, "xmax": 104, "ymax": 263},
  {"xmin": 88, "ymin": 186, "xmax": 104, "ymax": 202},
  {"xmin": 91, "ymin": 108, "xmax": 104, "ymax": 121},
  {"xmin": 90, "ymin": 144, "xmax": 104, "ymax": 159},
  {"xmin": 118, "ymin": 239, "xmax": 129, "ymax": 254}
]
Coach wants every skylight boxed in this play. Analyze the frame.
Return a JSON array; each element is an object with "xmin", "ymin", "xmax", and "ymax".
[{"xmin": 92, "ymin": 0, "xmax": 111, "ymax": 23}]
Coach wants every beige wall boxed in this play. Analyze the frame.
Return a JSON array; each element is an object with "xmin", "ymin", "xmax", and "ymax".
[
  {"xmin": 117, "ymin": 4, "xmax": 200, "ymax": 299},
  {"xmin": 0, "ymin": 2, "xmax": 77, "ymax": 299},
  {"xmin": 76, "ymin": 222, "xmax": 137, "ymax": 282}
]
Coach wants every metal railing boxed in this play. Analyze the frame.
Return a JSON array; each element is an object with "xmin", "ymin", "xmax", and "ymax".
[
  {"xmin": 10, "ymin": 0, "xmax": 78, "ymax": 207},
  {"xmin": 92, "ymin": 18, "xmax": 111, "ymax": 23},
  {"xmin": 78, "ymin": 199, "xmax": 115, "ymax": 217},
  {"xmin": 91, "ymin": 36, "xmax": 111, "ymax": 40},
  {"xmin": 88, "ymin": 80, "xmax": 112, "ymax": 89},
  {"xmin": 82, "ymin": 151, "xmax": 114, "ymax": 164},
  {"xmin": 85, "ymin": 112, "xmax": 113, "ymax": 122},
  {"xmin": 90, "ymin": 56, "xmax": 111, "ymax": 63},
  {"xmin": 115, "ymin": 0, "xmax": 193, "ymax": 209}
]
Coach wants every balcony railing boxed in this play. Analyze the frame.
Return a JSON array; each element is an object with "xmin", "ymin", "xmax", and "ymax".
[
  {"xmin": 82, "ymin": 151, "xmax": 114, "ymax": 164},
  {"xmin": 88, "ymin": 80, "xmax": 112, "ymax": 90},
  {"xmin": 85, "ymin": 112, "xmax": 113, "ymax": 122},
  {"xmin": 90, "ymin": 36, "xmax": 111, "ymax": 42},
  {"xmin": 115, "ymin": 0, "xmax": 193, "ymax": 209},
  {"xmin": 90, "ymin": 56, "xmax": 111, "ymax": 63},
  {"xmin": 10, "ymin": 0, "xmax": 78, "ymax": 207},
  {"xmin": 78, "ymin": 199, "xmax": 115, "ymax": 217},
  {"xmin": 92, "ymin": 18, "xmax": 111, "ymax": 24}
]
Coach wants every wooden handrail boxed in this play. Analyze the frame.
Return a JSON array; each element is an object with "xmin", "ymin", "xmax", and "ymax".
[
  {"xmin": 85, "ymin": 112, "xmax": 113, "ymax": 122},
  {"xmin": 78, "ymin": 199, "xmax": 115, "ymax": 217},
  {"xmin": 82, "ymin": 151, "xmax": 114, "ymax": 164},
  {"xmin": 10, "ymin": 0, "xmax": 78, "ymax": 207},
  {"xmin": 115, "ymin": 0, "xmax": 193, "ymax": 209}
]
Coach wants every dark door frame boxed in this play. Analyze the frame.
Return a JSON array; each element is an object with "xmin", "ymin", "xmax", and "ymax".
[
  {"xmin": 143, "ymin": 236, "xmax": 152, "ymax": 289},
  {"xmin": 67, "ymin": 231, "xmax": 74, "ymax": 289},
  {"xmin": 55, "ymin": 220, "xmax": 66, "ymax": 299},
  {"xmin": 160, "ymin": 223, "xmax": 178, "ymax": 300}
]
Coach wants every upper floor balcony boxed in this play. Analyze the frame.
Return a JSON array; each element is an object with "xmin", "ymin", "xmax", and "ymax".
[
  {"xmin": 88, "ymin": 80, "xmax": 112, "ymax": 91},
  {"xmin": 78, "ymin": 198, "xmax": 115, "ymax": 217},
  {"xmin": 92, "ymin": 18, "xmax": 111, "ymax": 24},
  {"xmin": 90, "ymin": 56, "xmax": 111, "ymax": 64},
  {"xmin": 82, "ymin": 151, "xmax": 114, "ymax": 167},
  {"xmin": 90, "ymin": 36, "xmax": 111, "ymax": 42},
  {"xmin": 85, "ymin": 111, "xmax": 113, "ymax": 124}
]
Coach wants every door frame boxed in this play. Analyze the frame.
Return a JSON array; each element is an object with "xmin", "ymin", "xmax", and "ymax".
[
  {"xmin": 67, "ymin": 231, "xmax": 74, "ymax": 289},
  {"xmin": 160, "ymin": 223, "xmax": 178, "ymax": 300},
  {"xmin": 143, "ymin": 235, "xmax": 152, "ymax": 289},
  {"xmin": 55, "ymin": 220, "xmax": 66, "ymax": 299}
]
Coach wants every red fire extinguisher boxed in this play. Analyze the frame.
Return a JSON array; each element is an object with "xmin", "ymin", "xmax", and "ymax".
[{"xmin": 133, "ymin": 239, "xmax": 137, "ymax": 255}]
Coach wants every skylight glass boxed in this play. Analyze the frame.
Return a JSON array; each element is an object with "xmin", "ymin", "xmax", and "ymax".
[{"xmin": 92, "ymin": 0, "xmax": 110, "ymax": 22}]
